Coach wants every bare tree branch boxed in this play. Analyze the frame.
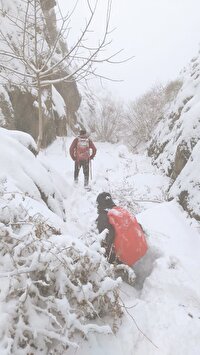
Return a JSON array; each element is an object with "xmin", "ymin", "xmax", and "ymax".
[{"xmin": 0, "ymin": 0, "xmax": 132, "ymax": 149}]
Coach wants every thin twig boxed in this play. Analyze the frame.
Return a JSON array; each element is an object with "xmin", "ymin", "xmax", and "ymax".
[{"xmin": 119, "ymin": 296, "xmax": 159, "ymax": 349}]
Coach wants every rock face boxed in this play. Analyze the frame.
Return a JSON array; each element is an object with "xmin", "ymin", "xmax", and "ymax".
[
  {"xmin": 0, "ymin": 0, "xmax": 81, "ymax": 146},
  {"xmin": 40, "ymin": 0, "xmax": 81, "ymax": 132},
  {"xmin": 148, "ymin": 53, "xmax": 200, "ymax": 220}
]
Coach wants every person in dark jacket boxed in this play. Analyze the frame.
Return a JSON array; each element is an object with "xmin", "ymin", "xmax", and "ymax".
[
  {"xmin": 96, "ymin": 192, "xmax": 147, "ymax": 265},
  {"xmin": 69, "ymin": 129, "xmax": 96, "ymax": 186},
  {"xmin": 96, "ymin": 192, "xmax": 119, "ymax": 263}
]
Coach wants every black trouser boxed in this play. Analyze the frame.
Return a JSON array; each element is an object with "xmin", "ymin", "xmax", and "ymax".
[{"xmin": 74, "ymin": 160, "xmax": 89, "ymax": 186}]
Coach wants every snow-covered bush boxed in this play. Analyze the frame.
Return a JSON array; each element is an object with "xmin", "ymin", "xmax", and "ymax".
[
  {"xmin": 124, "ymin": 81, "xmax": 182, "ymax": 151},
  {"xmin": 0, "ymin": 190, "xmax": 122, "ymax": 354},
  {"xmin": 81, "ymin": 91, "xmax": 124, "ymax": 143}
]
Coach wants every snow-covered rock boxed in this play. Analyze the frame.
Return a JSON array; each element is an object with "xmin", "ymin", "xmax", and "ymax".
[
  {"xmin": 148, "ymin": 52, "xmax": 200, "ymax": 219},
  {"xmin": 0, "ymin": 128, "xmax": 66, "ymax": 220}
]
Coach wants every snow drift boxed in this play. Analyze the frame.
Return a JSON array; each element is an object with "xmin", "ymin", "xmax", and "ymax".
[{"xmin": 0, "ymin": 128, "xmax": 66, "ymax": 219}]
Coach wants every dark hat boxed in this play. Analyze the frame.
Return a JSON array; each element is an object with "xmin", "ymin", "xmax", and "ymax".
[
  {"xmin": 96, "ymin": 192, "xmax": 115, "ymax": 209},
  {"xmin": 79, "ymin": 129, "xmax": 86, "ymax": 135}
]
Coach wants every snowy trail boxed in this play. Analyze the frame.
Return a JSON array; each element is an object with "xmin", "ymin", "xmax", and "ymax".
[{"xmin": 40, "ymin": 138, "xmax": 200, "ymax": 355}]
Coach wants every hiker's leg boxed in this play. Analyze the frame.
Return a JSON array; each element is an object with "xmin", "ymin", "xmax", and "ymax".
[
  {"xmin": 83, "ymin": 160, "xmax": 89, "ymax": 186},
  {"xmin": 74, "ymin": 161, "xmax": 80, "ymax": 182}
]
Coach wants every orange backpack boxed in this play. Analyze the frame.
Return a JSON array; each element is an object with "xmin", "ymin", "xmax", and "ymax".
[{"xmin": 107, "ymin": 206, "xmax": 148, "ymax": 266}]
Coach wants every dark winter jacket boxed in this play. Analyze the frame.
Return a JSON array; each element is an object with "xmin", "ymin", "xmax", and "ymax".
[
  {"xmin": 96, "ymin": 192, "xmax": 118, "ymax": 263},
  {"xmin": 69, "ymin": 134, "xmax": 97, "ymax": 161}
]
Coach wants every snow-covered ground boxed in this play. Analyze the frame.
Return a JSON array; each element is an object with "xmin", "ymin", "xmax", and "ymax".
[{"xmin": 39, "ymin": 137, "xmax": 200, "ymax": 355}]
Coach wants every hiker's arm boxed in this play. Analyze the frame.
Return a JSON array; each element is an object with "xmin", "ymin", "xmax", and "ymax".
[
  {"xmin": 105, "ymin": 224, "xmax": 115, "ymax": 249},
  {"xmin": 96, "ymin": 212, "xmax": 108, "ymax": 233},
  {"xmin": 89, "ymin": 140, "xmax": 97, "ymax": 159},
  {"xmin": 69, "ymin": 138, "xmax": 77, "ymax": 160},
  {"xmin": 103, "ymin": 223, "xmax": 115, "ymax": 261},
  {"xmin": 96, "ymin": 212, "xmax": 115, "ymax": 251}
]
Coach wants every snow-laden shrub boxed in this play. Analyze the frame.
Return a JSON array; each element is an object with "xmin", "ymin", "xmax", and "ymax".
[
  {"xmin": 0, "ymin": 190, "xmax": 122, "ymax": 354},
  {"xmin": 81, "ymin": 91, "xmax": 124, "ymax": 143}
]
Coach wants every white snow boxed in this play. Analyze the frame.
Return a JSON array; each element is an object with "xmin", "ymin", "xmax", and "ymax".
[
  {"xmin": 39, "ymin": 137, "xmax": 200, "ymax": 355},
  {"xmin": 0, "ymin": 129, "xmax": 200, "ymax": 355},
  {"xmin": 52, "ymin": 86, "xmax": 66, "ymax": 118},
  {"xmin": 0, "ymin": 128, "xmax": 66, "ymax": 220},
  {"xmin": 0, "ymin": 132, "xmax": 200, "ymax": 354},
  {"xmin": 0, "ymin": 0, "xmax": 199, "ymax": 350}
]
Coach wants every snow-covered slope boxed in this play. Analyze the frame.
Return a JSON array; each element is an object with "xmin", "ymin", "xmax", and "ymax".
[
  {"xmin": 42, "ymin": 137, "xmax": 200, "ymax": 355},
  {"xmin": 0, "ymin": 134, "xmax": 125, "ymax": 354},
  {"xmin": 148, "ymin": 52, "xmax": 200, "ymax": 220},
  {"xmin": 0, "ymin": 135, "xmax": 200, "ymax": 354}
]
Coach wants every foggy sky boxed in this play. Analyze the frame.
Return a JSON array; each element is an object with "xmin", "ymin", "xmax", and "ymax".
[{"xmin": 57, "ymin": 0, "xmax": 200, "ymax": 101}]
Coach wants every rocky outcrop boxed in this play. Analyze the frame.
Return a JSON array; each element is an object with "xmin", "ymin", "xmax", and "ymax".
[
  {"xmin": 172, "ymin": 141, "xmax": 191, "ymax": 180},
  {"xmin": 169, "ymin": 141, "xmax": 200, "ymax": 221},
  {"xmin": 41, "ymin": 0, "xmax": 81, "ymax": 126},
  {"xmin": 148, "ymin": 53, "xmax": 200, "ymax": 220},
  {"xmin": 0, "ymin": 88, "xmax": 15, "ymax": 129}
]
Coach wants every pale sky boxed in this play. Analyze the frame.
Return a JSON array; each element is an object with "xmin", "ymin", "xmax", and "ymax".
[{"xmin": 57, "ymin": 0, "xmax": 200, "ymax": 101}]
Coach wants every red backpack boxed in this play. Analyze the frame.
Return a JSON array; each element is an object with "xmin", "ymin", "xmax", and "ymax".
[
  {"xmin": 107, "ymin": 206, "xmax": 148, "ymax": 266},
  {"xmin": 76, "ymin": 137, "xmax": 90, "ymax": 161}
]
